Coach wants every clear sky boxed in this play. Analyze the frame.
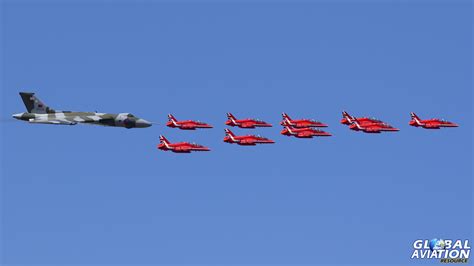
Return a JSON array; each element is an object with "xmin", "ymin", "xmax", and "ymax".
[{"xmin": 1, "ymin": 0, "xmax": 472, "ymax": 265}]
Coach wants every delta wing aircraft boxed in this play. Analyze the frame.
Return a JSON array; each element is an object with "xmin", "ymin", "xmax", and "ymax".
[
  {"xmin": 12, "ymin": 92, "xmax": 152, "ymax": 128},
  {"xmin": 409, "ymin": 112, "xmax": 458, "ymax": 129}
]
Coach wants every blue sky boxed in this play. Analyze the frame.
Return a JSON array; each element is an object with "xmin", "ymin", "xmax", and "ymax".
[{"xmin": 1, "ymin": 0, "xmax": 472, "ymax": 265}]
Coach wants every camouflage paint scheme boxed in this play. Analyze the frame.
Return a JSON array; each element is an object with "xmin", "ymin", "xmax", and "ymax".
[{"xmin": 12, "ymin": 92, "xmax": 152, "ymax": 128}]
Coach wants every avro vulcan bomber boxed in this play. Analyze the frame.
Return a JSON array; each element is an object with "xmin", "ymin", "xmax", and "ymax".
[{"xmin": 12, "ymin": 92, "xmax": 152, "ymax": 128}]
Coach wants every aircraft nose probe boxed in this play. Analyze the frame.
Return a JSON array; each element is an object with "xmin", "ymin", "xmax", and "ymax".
[{"xmin": 135, "ymin": 118, "xmax": 153, "ymax": 128}]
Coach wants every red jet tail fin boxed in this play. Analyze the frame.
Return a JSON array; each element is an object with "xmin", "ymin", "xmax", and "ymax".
[
  {"xmin": 159, "ymin": 135, "xmax": 170, "ymax": 145},
  {"xmin": 410, "ymin": 112, "xmax": 420, "ymax": 120},
  {"xmin": 168, "ymin": 114, "xmax": 177, "ymax": 122},
  {"xmin": 282, "ymin": 112, "xmax": 291, "ymax": 120},
  {"xmin": 352, "ymin": 120, "xmax": 362, "ymax": 129},
  {"xmin": 226, "ymin": 112, "xmax": 236, "ymax": 120},
  {"xmin": 343, "ymin": 110, "xmax": 357, "ymax": 123},
  {"xmin": 342, "ymin": 111, "xmax": 353, "ymax": 119},
  {"xmin": 284, "ymin": 126, "xmax": 295, "ymax": 134},
  {"xmin": 224, "ymin": 128, "xmax": 235, "ymax": 137},
  {"xmin": 410, "ymin": 112, "xmax": 422, "ymax": 124}
]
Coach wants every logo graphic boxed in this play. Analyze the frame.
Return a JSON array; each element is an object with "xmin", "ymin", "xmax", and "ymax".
[
  {"xmin": 430, "ymin": 239, "xmax": 447, "ymax": 251},
  {"xmin": 411, "ymin": 239, "xmax": 470, "ymax": 264}
]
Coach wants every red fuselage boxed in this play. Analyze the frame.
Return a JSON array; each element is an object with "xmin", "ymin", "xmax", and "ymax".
[
  {"xmin": 225, "ymin": 118, "xmax": 272, "ymax": 128},
  {"xmin": 281, "ymin": 127, "xmax": 332, "ymax": 138},
  {"xmin": 158, "ymin": 142, "xmax": 210, "ymax": 153},
  {"xmin": 281, "ymin": 118, "xmax": 327, "ymax": 128},
  {"xmin": 223, "ymin": 134, "xmax": 275, "ymax": 145},
  {"xmin": 349, "ymin": 122, "xmax": 399, "ymax": 133},
  {"xmin": 409, "ymin": 119, "xmax": 458, "ymax": 129},
  {"xmin": 341, "ymin": 117, "xmax": 382, "ymax": 125},
  {"xmin": 166, "ymin": 120, "xmax": 213, "ymax": 130}
]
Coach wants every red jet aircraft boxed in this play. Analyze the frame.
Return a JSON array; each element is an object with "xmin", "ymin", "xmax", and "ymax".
[
  {"xmin": 409, "ymin": 112, "xmax": 458, "ymax": 129},
  {"xmin": 158, "ymin": 135, "xmax": 210, "ymax": 153},
  {"xmin": 223, "ymin": 129, "xmax": 275, "ymax": 145},
  {"xmin": 280, "ymin": 113, "xmax": 327, "ymax": 128},
  {"xmin": 349, "ymin": 120, "xmax": 399, "ymax": 133},
  {"xmin": 340, "ymin": 111, "xmax": 383, "ymax": 125},
  {"xmin": 225, "ymin": 113, "xmax": 272, "ymax": 128},
  {"xmin": 280, "ymin": 126, "xmax": 332, "ymax": 138},
  {"xmin": 166, "ymin": 114, "xmax": 213, "ymax": 130}
]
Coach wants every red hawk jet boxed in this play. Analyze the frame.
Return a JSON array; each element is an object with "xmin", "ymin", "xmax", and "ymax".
[
  {"xmin": 166, "ymin": 114, "xmax": 213, "ymax": 130},
  {"xmin": 280, "ymin": 113, "xmax": 328, "ymax": 128},
  {"xmin": 223, "ymin": 129, "xmax": 275, "ymax": 145},
  {"xmin": 280, "ymin": 126, "xmax": 332, "ymax": 138},
  {"xmin": 349, "ymin": 120, "xmax": 399, "ymax": 133},
  {"xmin": 158, "ymin": 135, "xmax": 210, "ymax": 153},
  {"xmin": 225, "ymin": 113, "xmax": 272, "ymax": 128},
  {"xmin": 409, "ymin": 112, "xmax": 458, "ymax": 129},
  {"xmin": 340, "ymin": 111, "xmax": 383, "ymax": 125}
]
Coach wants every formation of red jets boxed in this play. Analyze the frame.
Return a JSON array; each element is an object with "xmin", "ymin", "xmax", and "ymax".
[{"xmin": 157, "ymin": 112, "xmax": 458, "ymax": 153}]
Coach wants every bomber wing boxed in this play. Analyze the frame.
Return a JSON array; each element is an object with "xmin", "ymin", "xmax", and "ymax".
[{"xmin": 29, "ymin": 119, "xmax": 77, "ymax": 125}]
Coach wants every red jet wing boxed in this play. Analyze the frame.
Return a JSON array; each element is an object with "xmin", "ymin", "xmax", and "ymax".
[
  {"xmin": 297, "ymin": 131, "xmax": 315, "ymax": 138},
  {"xmin": 223, "ymin": 129, "xmax": 274, "ymax": 145},
  {"xmin": 240, "ymin": 122, "xmax": 256, "ymax": 128}
]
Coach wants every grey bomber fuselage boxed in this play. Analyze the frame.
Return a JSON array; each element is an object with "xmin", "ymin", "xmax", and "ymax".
[{"xmin": 13, "ymin": 92, "xmax": 152, "ymax": 128}]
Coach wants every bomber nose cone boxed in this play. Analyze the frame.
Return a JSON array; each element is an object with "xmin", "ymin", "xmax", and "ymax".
[
  {"xmin": 136, "ymin": 118, "xmax": 152, "ymax": 128},
  {"xmin": 12, "ymin": 113, "xmax": 22, "ymax": 120}
]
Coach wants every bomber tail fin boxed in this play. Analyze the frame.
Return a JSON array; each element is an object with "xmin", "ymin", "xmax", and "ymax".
[{"xmin": 19, "ymin": 92, "xmax": 55, "ymax": 114}]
